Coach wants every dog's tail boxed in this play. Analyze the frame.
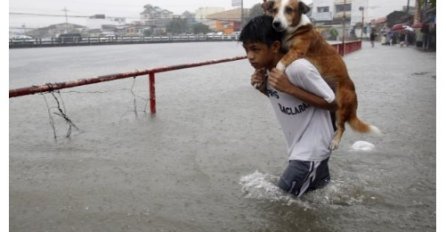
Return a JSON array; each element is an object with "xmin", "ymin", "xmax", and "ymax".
[{"xmin": 348, "ymin": 116, "xmax": 381, "ymax": 135}]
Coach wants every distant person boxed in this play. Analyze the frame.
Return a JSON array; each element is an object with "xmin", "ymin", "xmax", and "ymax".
[
  {"xmin": 239, "ymin": 15, "xmax": 337, "ymax": 197},
  {"xmin": 421, "ymin": 23, "xmax": 430, "ymax": 50},
  {"xmin": 370, "ymin": 28, "xmax": 376, "ymax": 48},
  {"xmin": 399, "ymin": 31, "xmax": 407, "ymax": 47},
  {"xmin": 415, "ymin": 28, "xmax": 423, "ymax": 48},
  {"xmin": 391, "ymin": 32, "xmax": 398, "ymax": 45}
]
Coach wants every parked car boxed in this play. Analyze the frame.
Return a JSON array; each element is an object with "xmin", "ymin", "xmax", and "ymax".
[
  {"xmin": 56, "ymin": 33, "xmax": 82, "ymax": 44},
  {"xmin": 9, "ymin": 35, "xmax": 35, "ymax": 45}
]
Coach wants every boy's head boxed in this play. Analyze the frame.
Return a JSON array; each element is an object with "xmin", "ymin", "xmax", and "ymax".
[
  {"xmin": 239, "ymin": 15, "xmax": 285, "ymax": 69},
  {"xmin": 239, "ymin": 15, "xmax": 284, "ymax": 48}
]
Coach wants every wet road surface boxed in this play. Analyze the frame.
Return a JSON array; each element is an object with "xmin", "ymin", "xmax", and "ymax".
[{"xmin": 10, "ymin": 41, "xmax": 436, "ymax": 231}]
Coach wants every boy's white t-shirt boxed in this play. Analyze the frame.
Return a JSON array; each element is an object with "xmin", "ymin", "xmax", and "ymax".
[{"xmin": 266, "ymin": 59, "xmax": 335, "ymax": 161}]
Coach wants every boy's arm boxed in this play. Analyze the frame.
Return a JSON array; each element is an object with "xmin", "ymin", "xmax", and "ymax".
[
  {"xmin": 268, "ymin": 68, "xmax": 337, "ymax": 111},
  {"xmin": 251, "ymin": 68, "xmax": 268, "ymax": 96}
]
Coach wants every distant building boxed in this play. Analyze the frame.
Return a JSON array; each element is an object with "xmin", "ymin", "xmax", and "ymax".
[
  {"xmin": 26, "ymin": 23, "xmax": 86, "ymax": 38},
  {"xmin": 311, "ymin": 0, "xmax": 335, "ymax": 24},
  {"xmin": 86, "ymin": 14, "xmax": 125, "ymax": 30},
  {"xmin": 331, "ymin": 0, "xmax": 351, "ymax": 24},
  {"xmin": 206, "ymin": 8, "xmax": 249, "ymax": 34},
  {"xmin": 86, "ymin": 14, "xmax": 126, "ymax": 36},
  {"xmin": 311, "ymin": 0, "xmax": 368, "ymax": 26},
  {"xmin": 140, "ymin": 4, "xmax": 174, "ymax": 35},
  {"xmin": 310, "ymin": 0, "xmax": 369, "ymax": 40},
  {"xmin": 194, "ymin": 7, "xmax": 225, "ymax": 29}
]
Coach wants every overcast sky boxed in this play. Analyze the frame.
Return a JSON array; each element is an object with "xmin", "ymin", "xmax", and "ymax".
[{"xmin": 9, "ymin": 0, "xmax": 414, "ymax": 28}]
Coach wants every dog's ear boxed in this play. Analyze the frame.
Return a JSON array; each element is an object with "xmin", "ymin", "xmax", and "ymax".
[
  {"xmin": 298, "ymin": 1, "xmax": 311, "ymax": 14},
  {"xmin": 262, "ymin": 0, "xmax": 275, "ymax": 15}
]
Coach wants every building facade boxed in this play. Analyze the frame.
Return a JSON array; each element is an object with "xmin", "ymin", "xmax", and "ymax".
[
  {"xmin": 311, "ymin": 0, "xmax": 369, "ymax": 26},
  {"xmin": 309, "ymin": 0, "xmax": 371, "ymax": 40},
  {"xmin": 311, "ymin": 0, "xmax": 335, "ymax": 23},
  {"xmin": 194, "ymin": 7, "xmax": 226, "ymax": 29},
  {"xmin": 206, "ymin": 8, "xmax": 249, "ymax": 34},
  {"xmin": 140, "ymin": 4, "xmax": 174, "ymax": 34}
]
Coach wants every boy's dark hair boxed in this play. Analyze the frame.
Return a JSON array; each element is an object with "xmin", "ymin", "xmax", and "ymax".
[{"xmin": 238, "ymin": 15, "xmax": 285, "ymax": 47}]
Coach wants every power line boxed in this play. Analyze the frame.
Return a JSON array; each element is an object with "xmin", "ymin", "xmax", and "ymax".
[
  {"xmin": 10, "ymin": 11, "xmax": 90, "ymax": 18},
  {"xmin": 10, "ymin": 26, "xmax": 39, "ymax": 30},
  {"xmin": 10, "ymin": 11, "xmax": 243, "ymax": 21},
  {"xmin": 10, "ymin": 11, "xmax": 139, "ymax": 20}
]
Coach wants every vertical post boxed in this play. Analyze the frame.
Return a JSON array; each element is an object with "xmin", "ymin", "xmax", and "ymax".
[
  {"xmin": 406, "ymin": 0, "xmax": 410, "ymax": 13},
  {"xmin": 62, "ymin": 7, "xmax": 69, "ymax": 33},
  {"xmin": 414, "ymin": 0, "xmax": 420, "ymax": 24},
  {"xmin": 241, "ymin": 0, "xmax": 244, "ymax": 28},
  {"xmin": 149, "ymin": 72, "xmax": 156, "ymax": 114},
  {"xmin": 341, "ymin": 0, "xmax": 346, "ymax": 56},
  {"xmin": 359, "ymin": 6, "xmax": 364, "ymax": 40}
]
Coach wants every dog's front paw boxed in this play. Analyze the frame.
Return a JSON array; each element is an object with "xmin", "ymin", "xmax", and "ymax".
[
  {"xmin": 329, "ymin": 139, "xmax": 340, "ymax": 151},
  {"xmin": 276, "ymin": 62, "xmax": 286, "ymax": 72}
]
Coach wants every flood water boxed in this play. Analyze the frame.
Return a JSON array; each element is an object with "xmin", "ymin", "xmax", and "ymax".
[{"xmin": 10, "ymin": 42, "xmax": 436, "ymax": 231}]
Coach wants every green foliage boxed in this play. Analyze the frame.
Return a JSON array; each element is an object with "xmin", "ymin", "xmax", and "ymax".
[
  {"xmin": 192, "ymin": 23, "xmax": 211, "ymax": 34},
  {"xmin": 143, "ymin": 29, "xmax": 152, "ymax": 36},
  {"xmin": 329, "ymin": 28, "xmax": 339, "ymax": 37},
  {"xmin": 418, "ymin": 0, "xmax": 436, "ymax": 8},
  {"xmin": 430, "ymin": 0, "xmax": 436, "ymax": 7},
  {"xmin": 247, "ymin": 4, "xmax": 264, "ymax": 22},
  {"xmin": 166, "ymin": 18, "xmax": 188, "ymax": 34}
]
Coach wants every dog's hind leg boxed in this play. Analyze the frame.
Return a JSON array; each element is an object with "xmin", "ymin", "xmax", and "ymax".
[{"xmin": 329, "ymin": 104, "xmax": 348, "ymax": 150}]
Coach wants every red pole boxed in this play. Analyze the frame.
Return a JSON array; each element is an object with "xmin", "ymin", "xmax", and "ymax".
[
  {"xmin": 149, "ymin": 72, "xmax": 156, "ymax": 114},
  {"xmin": 10, "ymin": 56, "xmax": 247, "ymax": 98}
]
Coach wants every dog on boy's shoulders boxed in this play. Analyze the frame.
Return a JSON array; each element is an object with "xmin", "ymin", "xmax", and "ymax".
[{"xmin": 261, "ymin": 0, "xmax": 380, "ymax": 150}]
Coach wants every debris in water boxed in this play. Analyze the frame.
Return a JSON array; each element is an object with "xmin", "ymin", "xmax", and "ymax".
[{"xmin": 351, "ymin": 141, "xmax": 375, "ymax": 151}]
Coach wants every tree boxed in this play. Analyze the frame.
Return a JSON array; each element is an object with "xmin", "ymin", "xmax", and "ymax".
[
  {"xmin": 248, "ymin": 4, "xmax": 264, "ymax": 19},
  {"xmin": 192, "ymin": 23, "xmax": 211, "ymax": 34},
  {"xmin": 143, "ymin": 29, "xmax": 152, "ymax": 36},
  {"xmin": 166, "ymin": 17, "xmax": 188, "ymax": 34},
  {"xmin": 430, "ymin": 0, "xmax": 436, "ymax": 7},
  {"xmin": 247, "ymin": 4, "xmax": 264, "ymax": 22},
  {"xmin": 417, "ymin": 0, "xmax": 436, "ymax": 8},
  {"xmin": 328, "ymin": 27, "xmax": 339, "ymax": 40}
]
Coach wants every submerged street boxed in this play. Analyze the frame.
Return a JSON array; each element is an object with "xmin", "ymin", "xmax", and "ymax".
[{"xmin": 10, "ymin": 41, "xmax": 436, "ymax": 231}]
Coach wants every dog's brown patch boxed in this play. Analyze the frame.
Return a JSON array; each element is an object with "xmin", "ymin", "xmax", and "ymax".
[{"xmin": 280, "ymin": 22, "xmax": 376, "ymax": 150}]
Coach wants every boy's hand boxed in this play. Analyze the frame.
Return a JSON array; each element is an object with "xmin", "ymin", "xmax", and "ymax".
[
  {"xmin": 251, "ymin": 68, "xmax": 266, "ymax": 90},
  {"xmin": 268, "ymin": 68, "xmax": 293, "ymax": 93}
]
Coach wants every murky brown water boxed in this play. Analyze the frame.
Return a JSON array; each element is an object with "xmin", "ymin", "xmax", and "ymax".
[{"xmin": 10, "ymin": 42, "xmax": 435, "ymax": 231}]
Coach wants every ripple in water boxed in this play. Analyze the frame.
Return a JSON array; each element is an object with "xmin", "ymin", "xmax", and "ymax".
[
  {"xmin": 239, "ymin": 170, "xmax": 308, "ymax": 207},
  {"xmin": 239, "ymin": 171, "xmax": 377, "ymax": 207},
  {"xmin": 239, "ymin": 171, "xmax": 285, "ymax": 201}
]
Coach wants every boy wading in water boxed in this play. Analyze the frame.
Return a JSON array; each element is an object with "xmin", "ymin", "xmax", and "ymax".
[{"xmin": 239, "ymin": 15, "xmax": 337, "ymax": 197}]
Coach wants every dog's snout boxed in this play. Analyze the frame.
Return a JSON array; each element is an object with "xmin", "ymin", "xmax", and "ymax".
[
  {"xmin": 273, "ymin": 21, "xmax": 281, "ymax": 29},
  {"xmin": 272, "ymin": 20, "xmax": 286, "ymax": 32}
]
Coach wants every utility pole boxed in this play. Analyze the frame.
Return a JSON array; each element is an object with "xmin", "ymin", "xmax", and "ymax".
[
  {"xmin": 241, "ymin": 0, "xmax": 244, "ymax": 29},
  {"xmin": 406, "ymin": 0, "xmax": 410, "ymax": 13},
  {"xmin": 341, "ymin": 0, "xmax": 346, "ymax": 56},
  {"xmin": 62, "ymin": 7, "xmax": 69, "ymax": 33},
  {"xmin": 414, "ymin": 0, "xmax": 420, "ymax": 24},
  {"xmin": 359, "ymin": 6, "xmax": 364, "ymax": 40},
  {"xmin": 22, "ymin": 24, "xmax": 26, "ymax": 35}
]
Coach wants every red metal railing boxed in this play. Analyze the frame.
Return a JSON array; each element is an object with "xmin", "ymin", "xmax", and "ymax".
[
  {"xmin": 9, "ymin": 41, "xmax": 361, "ymax": 114},
  {"xmin": 9, "ymin": 56, "xmax": 247, "ymax": 113},
  {"xmin": 331, "ymin": 40, "xmax": 362, "ymax": 56}
]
